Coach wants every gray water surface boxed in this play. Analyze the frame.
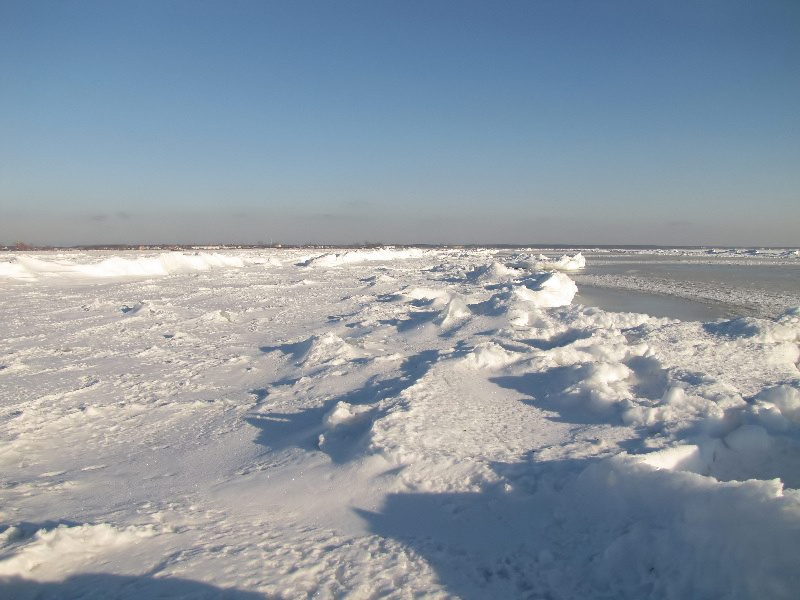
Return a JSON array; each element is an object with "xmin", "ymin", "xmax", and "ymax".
[
  {"xmin": 569, "ymin": 253, "xmax": 800, "ymax": 321},
  {"xmin": 574, "ymin": 285, "xmax": 738, "ymax": 322}
]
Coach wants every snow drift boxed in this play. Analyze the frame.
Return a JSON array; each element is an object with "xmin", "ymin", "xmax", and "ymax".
[{"xmin": 0, "ymin": 252, "xmax": 248, "ymax": 281}]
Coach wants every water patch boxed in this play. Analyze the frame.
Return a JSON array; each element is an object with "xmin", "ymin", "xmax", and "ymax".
[{"xmin": 575, "ymin": 285, "xmax": 739, "ymax": 321}]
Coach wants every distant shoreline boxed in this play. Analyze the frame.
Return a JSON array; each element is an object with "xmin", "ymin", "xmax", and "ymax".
[{"xmin": 4, "ymin": 243, "xmax": 799, "ymax": 252}]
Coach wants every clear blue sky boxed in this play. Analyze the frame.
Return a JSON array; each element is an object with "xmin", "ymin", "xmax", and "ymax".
[{"xmin": 1, "ymin": 0, "xmax": 799, "ymax": 246}]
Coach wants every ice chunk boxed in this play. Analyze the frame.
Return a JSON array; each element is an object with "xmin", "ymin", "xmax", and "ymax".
[
  {"xmin": 514, "ymin": 272, "xmax": 578, "ymax": 308},
  {"xmin": 511, "ymin": 252, "xmax": 586, "ymax": 272}
]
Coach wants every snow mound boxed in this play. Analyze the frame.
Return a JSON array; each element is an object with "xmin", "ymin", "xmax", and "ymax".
[
  {"xmin": 513, "ymin": 272, "xmax": 578, "ymax": 308},
  {"xmin": 436, "ymin": 296, "xmax": 471, "ymax": 328},
  {"xmin": 571, "ymin": 361, "xmax": 634, "ymax": 412},
  {"xmin": 756, "ymin": 385, "xmax": 800, "ymax": 423},
  {"xmin": 0, "ymin": 261, "xmax": 29, "ymax": 279},
  {"xmin": 398, "ymin": 286, "xmax": 453, "ymax": 306},
  {"xmin": 2, "ymin": 253, "xmax": 246, "ymax": 281},
  {"xmin": 323, "ymin": 401, "xmax": 373, "ymax": 428},
  {"xmin": 567, "ymin": 456, "xmax": 800, "ymax": 600},
  {"xmin": 479, "ymin": 273, "xmax": 579, "ymax": 327},
  {"xmin": 0, "ymin": 523, "xmax": 157, "ymax": 578},
  {"xmin": 466, "ymin": 261, "xmax": 521, "ymax": 282},
  {"xmin": 705, "ymin": 312, "xmax": 800, "ymax": 344},
  {"xmin": 638, "ymin": 444, "xmax": 705, "ymax": 472},
  {"xmin": 462, "ymin": 342, "xmax": 519, "ymax": 369},
  {"xmin": 298, "ymin": 248, "xmax": 426, "ymax": 268},
  {"xmin": 553, "ymin": 252, "xmax": 586, "ymax": 271},
  {"xmin": 512, "ymin": 252, "xmax": 586, "ymax": 272},
  {"xmin": 299, "ymin": 332, "xmax": 362, "ymax": 366}
]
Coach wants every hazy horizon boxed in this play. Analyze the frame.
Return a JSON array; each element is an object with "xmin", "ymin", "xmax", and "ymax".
[{"xmin": 6, "ymin": 237, "xmax": 800, "ymax": 251}]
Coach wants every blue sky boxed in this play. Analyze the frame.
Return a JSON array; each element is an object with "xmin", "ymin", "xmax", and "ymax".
[{"xmin": 1, "ymin": 1, "xmax": 799, "ymax": 246}]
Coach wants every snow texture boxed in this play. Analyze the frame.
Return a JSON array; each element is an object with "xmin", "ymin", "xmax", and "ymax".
[{"xmin": 1, "ymin": 248, "xmax": 799, "ymax": 599}]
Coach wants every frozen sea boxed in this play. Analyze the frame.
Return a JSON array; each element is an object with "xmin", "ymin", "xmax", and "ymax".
[
  {"xmin": 1, "ymin": 247, "xmax": 799, "ymax": 599},
  {"xmin": 570, "ymin": 250, "xmax": 800, "ymax": 321}
]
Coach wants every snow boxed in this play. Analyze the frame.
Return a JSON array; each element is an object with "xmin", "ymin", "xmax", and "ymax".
[
  {"xmin": 514, "ymin": 271, "xmax": 579, "ymax": 307},
  {"xmin": 298, "ymin": 248, "xmax": 427, "ymax": 268},
  {"xmin": 509, "ymin": 251, "xmax": 587, "ymax": 272},
  {"xmin": 1, "ymin": 248, "xmax": 799, "ymax": 598},
  {"xmin": 0, "ymin": 523, "xmax": 158, "ymax": 580},
  {"xmin": 2, "ymin": 251, "xmax": 249, "ymax": 281}
]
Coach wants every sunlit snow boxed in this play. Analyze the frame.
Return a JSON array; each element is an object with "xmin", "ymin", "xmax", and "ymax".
[{"xmin": 1, "ymin": 248, "xmax": 799, "ymax": 599}]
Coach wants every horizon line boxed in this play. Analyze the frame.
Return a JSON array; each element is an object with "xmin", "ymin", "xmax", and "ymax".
[{"xmin": 4, "ymin": 242, "xmax": 800, "ymax": 252}]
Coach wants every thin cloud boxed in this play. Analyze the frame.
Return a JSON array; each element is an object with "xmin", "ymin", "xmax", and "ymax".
[{"xmin": 343, "ymin": 199, "xmax": 370, "ymax": 209}]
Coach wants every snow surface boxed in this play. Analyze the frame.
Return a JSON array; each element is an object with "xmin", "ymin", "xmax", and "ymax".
[{"xmin": 1, "ymin": 249, "xmax": 799, "ymax": 599}]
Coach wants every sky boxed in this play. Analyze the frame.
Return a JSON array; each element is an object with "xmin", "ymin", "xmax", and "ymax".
[{"xmin": 1, "ymin": 0, "xmax": 799, "ymax": 247}]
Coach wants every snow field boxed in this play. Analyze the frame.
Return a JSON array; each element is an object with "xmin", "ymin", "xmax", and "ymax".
[{"xmin": 1, "ymin": 248, "xmax": 799, "ymax": 598}]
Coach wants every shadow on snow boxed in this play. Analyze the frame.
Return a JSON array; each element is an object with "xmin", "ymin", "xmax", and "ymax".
[
  {"xmin": 246, "ymin": 350, "xmax": 440, "ymax": 464},
  {"xmin": 356, "ymin": 451, "xmax": 800, "ymax": 600},
  {"xmin": 0, "ymin": 573, "xmax": 269, "ymax": 599}
]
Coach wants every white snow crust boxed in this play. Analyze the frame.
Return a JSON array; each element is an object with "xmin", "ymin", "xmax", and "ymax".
[
  {"xmin": 1, "ymin": 248, "xmax": 799, "ymax": 599},
  {"xmin": 0, "ymin": 251, "xmax": 251, "ymax": 281}
]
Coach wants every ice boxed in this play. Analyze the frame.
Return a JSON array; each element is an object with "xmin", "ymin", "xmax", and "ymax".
[
  {"xmin": 569, "ymin": 249, "xmax": 800, "ymax": 320},
  {"xmin": 1, "ymin": 247, "xmax": 799, "ymax": 598},
  {"xmin": 510, "ymin": 251, "xmax": 586, "ymax": 272},
  {"xmin": 515, "ymin": 271, "xmax": 579, "ymax": 307}
]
